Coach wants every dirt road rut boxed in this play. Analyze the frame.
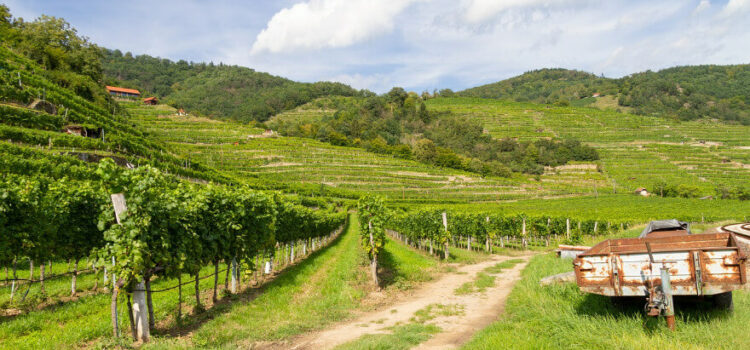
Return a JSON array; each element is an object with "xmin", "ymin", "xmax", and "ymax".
[{"xmin": 288, "ymin": 254, "xmax": 533, "ymax": 350}]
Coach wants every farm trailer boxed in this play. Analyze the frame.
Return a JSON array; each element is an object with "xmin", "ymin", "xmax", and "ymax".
[{"xmin": 573, "ymin": 220, "xmax": 749, "ymax": 329}]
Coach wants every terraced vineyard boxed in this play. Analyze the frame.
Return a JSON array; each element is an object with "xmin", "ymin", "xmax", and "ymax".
[
  {"xmin": 427, "ymin": 98, "xmax": 750, "ymax": 195},
  {"xmin": 126, "ymin": 102, "xmax": 609, "ymax": 203},
  {"xmin": 0, "ymin": 46, "xmax": 223, "ymax": 183}
]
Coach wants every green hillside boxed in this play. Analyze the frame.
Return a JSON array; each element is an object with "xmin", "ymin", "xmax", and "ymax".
[
  {"xmin": 123, "ymin": 100, "xmax": 750, "ymax": 222},
  {"xmin": 427, "ymin": 97, "xmax": 750, "ymax": 200},
  {"xmin": 124, "ymin": 101, "xmax": 611, "ymax": 203},
  {"xmin": 102, "ymin": 49, "xmax": 362, "ymax": 122},
  {"xmin": 0, "ymin": 45, "xmax": 226, "ymax": 183},
  {"xmin": 458, "ymin": 66, "xmax": 750, "ymax": 124}
]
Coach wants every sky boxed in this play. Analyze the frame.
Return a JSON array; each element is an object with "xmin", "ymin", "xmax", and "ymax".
[{"xmin": 5, "ymin": 0, "xmax": 750, "ymax": 93}]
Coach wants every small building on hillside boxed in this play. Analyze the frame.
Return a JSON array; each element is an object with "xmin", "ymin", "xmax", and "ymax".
[
  {"xmin": 143, "ymin": 97, "xmax": 158, "ymax": 105},
  {"xmin": 63, "ymin": 125, "xmax": 103, "ymax": 139},
  {"xmin": 177, "ymin": 108, "xmax": 187, "ymax": 116},
  {"xmin": 592, "ymin": 92, "xmax": 602, "ymax": 98},
  {"xmin": 635, "ymin": 187, "xmax": 650, "ymax": 197},
  {"xmin": 106, "ymin": 86, "xmax": 141, "ymax": 98}
]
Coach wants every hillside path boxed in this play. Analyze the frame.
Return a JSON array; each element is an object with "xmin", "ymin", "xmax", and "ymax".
[{"xmin": 286, "ymin": 253, "xmax": 534, "ymax": 350}]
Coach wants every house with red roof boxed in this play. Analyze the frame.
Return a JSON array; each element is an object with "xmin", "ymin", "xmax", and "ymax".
[
  {"xmin": 143, "ymin": 97, "xmax": 158, "ymax": 105},
  {"xmin": 106, "ymin": 86, "xmax": 141, "ymax": 98}
]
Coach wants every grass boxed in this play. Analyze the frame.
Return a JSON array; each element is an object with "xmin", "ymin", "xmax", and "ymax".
[
  {"xmin": 0, "ymin": 259, "xmax": 237, "ymax": 350},
  {"xmin": 145, "ymin": 214, "xmax": 367, "ymax": 348},
  {"xmin": 455, "ymin": 273, "xmax": 496, "ymax": 295},
  {"xmin": 483, "ymin": 259, "xmax": 525, "ymax": 274},
  {"xmin": 335, "ymin": 303, "xmax": 463, "ymax": 350},
  {"xmin": 143, "ymin": 213, "xmax": 441, "ymax": 348},
  {"xmin": 461, "ymin": 253, "xmax": 750, "ymax": 349},
  {"xmin": 446, "ymin": 246, "xmax": 491, "ymax": 264},
  {"xmin": 0, "ymin": 259, "xmax": 104, "ymax": 310},
  {"xmin": 412, "ymin": 303, "xmax": 465, "ymax": 323},
  {"xmin": 378, "ymin": 238, "xmax": 438, "ymax": 290},
  {"xmin": 333, "ymin": 323, "xmax": 440, "ymax": 350}
]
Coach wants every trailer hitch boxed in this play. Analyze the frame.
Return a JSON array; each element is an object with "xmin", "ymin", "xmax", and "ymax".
[{"xmin": 644, "ymin": 243, "xmax": 676, "ymax": 330}]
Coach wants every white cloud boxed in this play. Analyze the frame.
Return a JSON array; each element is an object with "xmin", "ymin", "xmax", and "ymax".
[
  {"xmin": 10, "ymin": 0, "xmax": 749, "ymax": 93},
  {"xmin": 693, "ymin": 0, "xmax": 710, "ymax": 15},
  {"xmin": 239, "ymin": 0, "xmax": 750, "ymax": 93},
  {"xmin": 722, "ymin": 0, "xmax": 750, "ymax": 15},
  {"xmin": 251, "ymin": 0, "xmax": 422, "ymax": 54},
  {"xmin": 462, "ymin": 0, "xmax": 585, "ymax": 24}
]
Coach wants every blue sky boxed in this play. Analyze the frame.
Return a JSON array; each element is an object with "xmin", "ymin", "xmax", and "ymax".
[{"xmin": 5, "ymin": 0, "xmax": 750, "ymax": 93}]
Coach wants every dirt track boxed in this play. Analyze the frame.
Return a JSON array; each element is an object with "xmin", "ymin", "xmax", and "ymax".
[{"xmin": 285, "ymin": 253, "xmax": 533, "ymax": 350}]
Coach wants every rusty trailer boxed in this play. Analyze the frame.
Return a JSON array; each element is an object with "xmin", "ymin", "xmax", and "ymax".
[
  {"xmin": 573, "ymin": 222, "xmax": 748, "ymax": 330},
  {"xmin": 721, "ymin": 223, "xmax": 750, "ymax": 257},
  {"xmin": 574, "ymin": 232, "xmax": 747, "ymax": 297}
]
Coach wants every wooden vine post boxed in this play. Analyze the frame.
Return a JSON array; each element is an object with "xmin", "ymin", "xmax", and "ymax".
[
  {"xmin": 358, "ymin": 195, "xmax": 387, "ymax": 289},
  {"xmin": 368, "ymin": 220, "xmax": 378, "ymax": 287},
  {"xmin": 231, "ymin": 257, "xmax": 238, "ymax": 293},
  {"xmin": 109, "ymin": 194, "xmax": 123, "ymax": 338},
  {"xmin": 442, "ymin": 212, "xmax": 450, "ymax": 260},
  {"xmin": 110, "ymin": 193, "xmax": 149, "ymax": 342},
  {"xmin": 522, "ymin": 217, "xmax": 528, "ymax": 249},
  {"xmin": 485, "ymin": 216, "xmax": 490, "ymax": 252}
]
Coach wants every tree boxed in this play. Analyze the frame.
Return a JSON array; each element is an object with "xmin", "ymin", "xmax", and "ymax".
[
  {"xmin": 418, "ymin": 102, "xmax": 429, "ymax": 122},
  {"xmin": 413, "ymin": 139, "xmax": 437, "ymax": 163},
  {"xmin": 438, "ymin": 88, "xmax": 455, "ymax": 97},
  {"xmin": 387, "ymin": 87, "xmax": 408, "ymax": 107},
  {"xmin": 14, "ymin": 15, "xmax": 103, "ymax": 82},
  {"xmin": 327, "ymin": 130, "xmax": 349, "ymax": 146}
]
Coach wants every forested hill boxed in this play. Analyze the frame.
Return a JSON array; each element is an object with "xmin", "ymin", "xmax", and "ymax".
[
  {"xmin": 102, "ymin": 49, "xmax": 363, "ymax": 122},
  {"xmin": 458, "ymin": 66, "xmax": 750, "ymax": 124},
  {"xmin": 458, "ymin": 69, "xmax": 615, "ymax": 103}
]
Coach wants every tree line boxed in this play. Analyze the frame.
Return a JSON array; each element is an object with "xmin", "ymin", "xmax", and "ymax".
[
  {"xmin": 458, "ymin": 67, "xmax": 750, "ymax": 125},
  {"xmin": 101, "ymin": 49, "xmax": 363, "ymax": 122}
]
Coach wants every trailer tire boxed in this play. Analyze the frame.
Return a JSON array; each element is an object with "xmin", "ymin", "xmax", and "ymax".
[{"xmin": 713, "ymin": 292, "xmax": 733, "ymax": 312}]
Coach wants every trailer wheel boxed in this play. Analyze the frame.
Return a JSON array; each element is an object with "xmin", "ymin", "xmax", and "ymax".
[{"xmin": 713, "ymin": 292, "xmax": 733, "ymax": 312}]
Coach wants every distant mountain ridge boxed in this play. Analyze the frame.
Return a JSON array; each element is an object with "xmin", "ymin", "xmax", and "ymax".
[
  {"xmin": 101, "ymin": 49, "xmax": 363, "ymax": 122},
  {"xmin": 458, "ymin": 66, "xmax": 750, "ymax": 124}
]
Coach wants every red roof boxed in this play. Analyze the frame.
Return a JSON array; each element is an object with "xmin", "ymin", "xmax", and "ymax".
[
  {"xmin": 143, "ymin": 97, "xmax": 158, "ymax": 101},
  {"xmin": 106, "ymin": 86, "xmax": 141, "ymax": 95}
]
